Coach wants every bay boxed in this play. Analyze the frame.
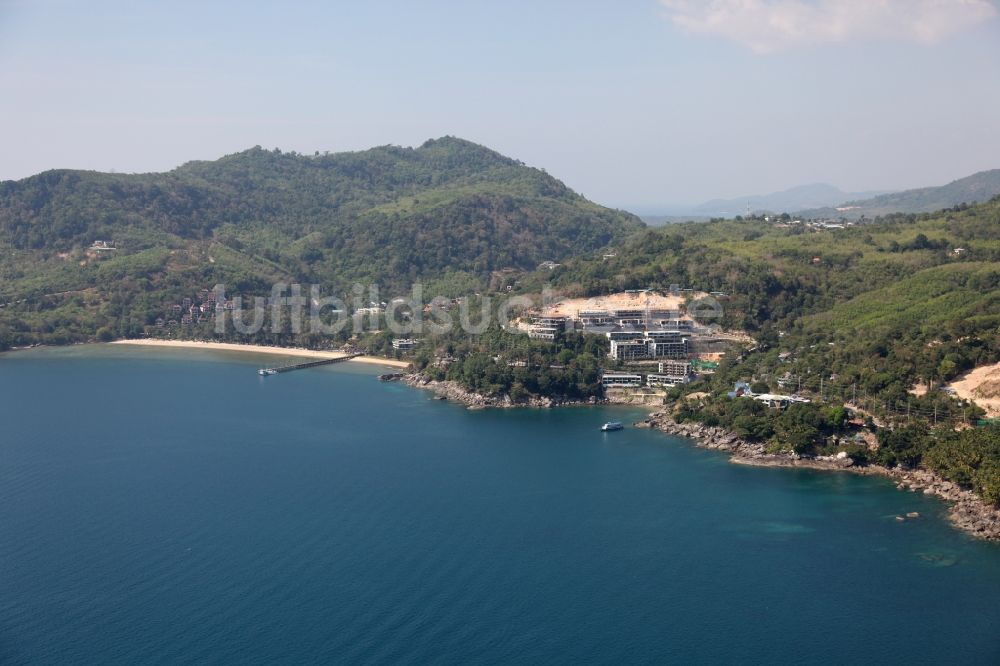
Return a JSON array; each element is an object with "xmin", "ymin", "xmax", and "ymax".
[{"xmin": 1, "ymin": 346, "xmax": 999, "ymax": 664}]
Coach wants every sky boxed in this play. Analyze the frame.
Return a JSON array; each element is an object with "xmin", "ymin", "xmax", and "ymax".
[{"xmin": 1, "ymin": 0, "xmax": 999, "ymax": 212}]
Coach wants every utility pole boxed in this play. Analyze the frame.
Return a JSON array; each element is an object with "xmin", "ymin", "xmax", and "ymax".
[
  {"xmin": 852, "ymin": 383, "xmax": 856, "ymax": 404},
  {"xmin": 820, "ymin": 376, "xmax": 824, "ymax": 401}
]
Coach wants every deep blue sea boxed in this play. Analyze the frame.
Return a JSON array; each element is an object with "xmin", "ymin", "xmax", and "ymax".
[{"xmin": 1, "ymin": 345, "xmax": 999, "ymax": 664}]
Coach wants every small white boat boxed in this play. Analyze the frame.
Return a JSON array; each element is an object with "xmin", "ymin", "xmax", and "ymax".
[{"xmin": 601, "ymin": 421, "xmax": 624, "ymax": 432}]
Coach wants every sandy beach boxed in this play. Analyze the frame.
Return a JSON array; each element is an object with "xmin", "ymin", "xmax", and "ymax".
[{"xmin": 110, "ymin": 339, "xmax": 411, "ymax": 368}]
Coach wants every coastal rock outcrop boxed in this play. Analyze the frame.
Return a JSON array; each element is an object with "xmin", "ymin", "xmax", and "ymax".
[
  {"xmin": 378, "ymin": 373, "xmax": 406, "ymax": 382},
  {"xmin": 401, "ymin": 373, "xmax": 600, "ymax": 409},
  {"xmin": 635, "ymin": 413, "xmax": 767, "ymax": 458},
  {"xmin": 875, "ymin": 467, "xmax": 1000, "ymax": 539}
]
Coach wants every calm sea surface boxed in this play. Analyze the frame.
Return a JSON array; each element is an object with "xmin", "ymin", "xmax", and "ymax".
[{"xmin": 1, "ymin": 345, "xmax": 999, "ymax": 664}]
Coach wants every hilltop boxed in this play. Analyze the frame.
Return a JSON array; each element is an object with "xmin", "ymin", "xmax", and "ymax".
[
  {"xmin": 0, "ymin": 137, "xmax": 641, "ymax": 344},
  {"xmin": 0, "ymin": 137, "xmax": 640, "ymax": 280}
]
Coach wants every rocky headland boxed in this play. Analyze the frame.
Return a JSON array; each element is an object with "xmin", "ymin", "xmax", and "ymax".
[{"xmin": 398, "ymin": 373, "xmax": 600, "ymax": 409}]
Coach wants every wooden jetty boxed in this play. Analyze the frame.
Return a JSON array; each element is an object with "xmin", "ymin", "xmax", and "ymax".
[{"xmin": 258, "ymin": 353, "xmax": 362, "ymax": 376}]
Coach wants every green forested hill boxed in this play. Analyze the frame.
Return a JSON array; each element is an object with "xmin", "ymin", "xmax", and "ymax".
[
  {"xmin": 0, "ymin": 137, "xmax": 641, "ymax": 345},
  {"xmin": 0, "ymin": 137, "xmax": 640, "ymax": 276}
]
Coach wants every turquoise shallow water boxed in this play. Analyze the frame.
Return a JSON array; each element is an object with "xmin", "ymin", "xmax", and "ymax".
[{"xmin": 1, "ymin": 345, "xmax": 999, "ymax": 664}]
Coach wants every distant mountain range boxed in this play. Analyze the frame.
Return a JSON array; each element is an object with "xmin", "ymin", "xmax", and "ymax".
[
  {"xmin": 686, "ymin": 183, "xmax": 893, "ymax": 218},
  {"xmin": 798, "ymin": 169, "xmax": 1000, "ymax": 219},
  {"xmin": 641, "ymin": 169, "xmax": 1000, "ymax": 224},
  {"xmin": 639, "ymin": 214, "xmax": 714, "ymax": 227}
]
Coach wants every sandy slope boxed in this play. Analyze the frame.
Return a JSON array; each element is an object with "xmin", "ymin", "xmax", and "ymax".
[
  {"xmin": 948, "ymin": 363, "xmax": 1000, "ymax": 417},
  {"xmin": 542, "ymin": 292, "xmax": 687, "ymax": 318}
]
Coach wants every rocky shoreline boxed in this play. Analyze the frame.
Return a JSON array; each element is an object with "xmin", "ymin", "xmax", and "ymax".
[
  {"xmin": 388, "ymin": 374, "xmax": 1000, "ymax": 541},
  {"xmin": 636, "ymin": 411, "xmax": 1000, "ymax": 541},
  {"xmin": 397, "ymin": 373, "xmax": 600, "ymax": 409}
]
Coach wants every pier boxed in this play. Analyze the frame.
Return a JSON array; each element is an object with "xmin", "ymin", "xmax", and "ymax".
[{"xmin": 258, "ymin": 353, "xmax": 362, "ymax": 376}]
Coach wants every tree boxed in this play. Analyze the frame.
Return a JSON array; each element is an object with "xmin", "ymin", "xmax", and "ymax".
[
  {"xmin": 937, "ymin": 358, "xmax": 957, "ymax": 381},
  {"xmin": 876, "ymin": 425, "xmax": 929, "ymax": 468},
  {"xmin": 825, "ymin": 406, "xmax": 848, "ymax": 430},
  {"xmin": 509, "ymin": 382, "xmax": 528, "ymax": 403}
]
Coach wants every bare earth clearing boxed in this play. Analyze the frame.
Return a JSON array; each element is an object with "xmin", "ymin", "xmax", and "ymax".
[
  {"xmin": 542, "ymin": 291, "xmax": 689, "ymax": 318},
  {"xmin": 947, "ymin": 362, "xmax": 1000, "ymax": 417}
]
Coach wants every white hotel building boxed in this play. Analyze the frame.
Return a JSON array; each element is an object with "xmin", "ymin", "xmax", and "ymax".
[{"xmin": 607, "ymin": 329, "xmax": 688, "ymax": 361}]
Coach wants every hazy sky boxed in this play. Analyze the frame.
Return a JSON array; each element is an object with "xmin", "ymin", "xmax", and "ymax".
[{"xmin": 2, "ymin": 0, "xmax": 999, "ymax": 211}]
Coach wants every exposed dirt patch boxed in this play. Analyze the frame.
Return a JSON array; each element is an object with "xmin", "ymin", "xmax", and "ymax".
[
  {"xmin": 542, "ymin": 291, "xmax": 691, "ymax": 318},
  {"xmin": 948, "ymin": 363, "xmax": 1000, "ymax": 417}
]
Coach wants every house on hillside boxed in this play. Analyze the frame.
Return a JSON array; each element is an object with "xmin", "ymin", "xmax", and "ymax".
[
  {"xmin": 728, "ymin": 381, "xmax": 752, "ymax": 398},
  {"xmin": 753, "ymin": 393, "xmax": 790, "ymax": 409},
  {"xmin": 579, "ymin": 310, "xmax": 613, "ymax": 327},
  {"xmin": 657, "ymin": 360, "xmax": 694, "ymax": 384},
  {"xmin": 601, "ymin": 373, "xmax": 642, "ymax": 389},
  {"xmin": 528, "ymin": 316, "xmax": 569, "ymax": 340},
  {"xmin": 607, "ymin": 330, "xmax": 689, "ymax": 361}
]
